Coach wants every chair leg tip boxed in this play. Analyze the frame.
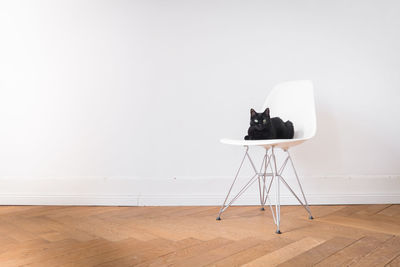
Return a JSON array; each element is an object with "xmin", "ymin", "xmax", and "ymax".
[
  {"xmin": 260, "ymin": 207, "xmax": 265, "ymax": 211},
  {"xmin": 276, "ymin": 230, "xmax": 282, "ymax": 234},
  {"xmin": 216, "ymin": 217, "xmax": 221, "ymax": 221},
  {"xmin": 309, "ymin": 216, "xmax": 314, "ymax": 220}
]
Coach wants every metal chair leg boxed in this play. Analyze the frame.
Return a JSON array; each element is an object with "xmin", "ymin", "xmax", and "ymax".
[
  {"xmin": 217, "ymin": 147, "xmax": 274, "ymax": 220},
  {"xmin": 286, "ymin": 150, "xmax": 313, "ymax": 219},
  {"xmin": 258, "ymin": 150, "xmax": 268, "ymax": 211},
  {"xmin": 217, "ymin": 146, "xmax": 313, "ymax": 234},
  {"xmin": 216, "ymin": 146, "xmax": 249, "ymax": 220},
  {"xmin": 271, "ymin": 146, "xmax": 281, "ymax": 234}
]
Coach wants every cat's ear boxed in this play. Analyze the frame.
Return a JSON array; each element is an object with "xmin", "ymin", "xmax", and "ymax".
[
  {"xmin": 250, "ymin": 108, "xmax": 256, "ymax": 117},
  {"xmin": 263, "ymin": 108, "xmax": 270, "ymax": 116}
]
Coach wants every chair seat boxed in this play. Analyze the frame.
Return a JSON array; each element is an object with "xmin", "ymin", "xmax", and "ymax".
[{"xmin": 220, "ymin": 137, "xmax": 310, "ymax": 149}]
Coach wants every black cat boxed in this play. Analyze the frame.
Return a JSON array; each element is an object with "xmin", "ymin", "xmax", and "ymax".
[{"xmin": 244, "ymin": 108, "xmax": 294, "ymax": 140}]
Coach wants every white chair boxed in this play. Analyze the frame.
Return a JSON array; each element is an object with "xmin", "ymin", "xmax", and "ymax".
[{"xmin": 217, "ymin": 80, "xmax": 316, "ymax": 234}]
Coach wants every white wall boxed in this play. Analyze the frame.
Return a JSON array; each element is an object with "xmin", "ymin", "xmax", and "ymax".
[{"xmin": 0, "ymin": 0, "xmax": 400, "ymax": 205}]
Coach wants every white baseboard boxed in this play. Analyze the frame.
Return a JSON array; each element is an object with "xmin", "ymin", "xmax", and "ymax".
[{"xmin": 0, "ymin": 175, "xmax": 399, "ymax": 206}]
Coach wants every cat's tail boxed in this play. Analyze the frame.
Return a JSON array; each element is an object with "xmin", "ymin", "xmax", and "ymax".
[{"xmin": 285, "ymin": 120, "xmax": 294, "ymax": 139}]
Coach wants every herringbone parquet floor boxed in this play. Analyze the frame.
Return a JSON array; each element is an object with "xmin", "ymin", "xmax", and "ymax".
[{"xmin": 0, "ymin": 205, "xmax": 400, "ymax": 266}]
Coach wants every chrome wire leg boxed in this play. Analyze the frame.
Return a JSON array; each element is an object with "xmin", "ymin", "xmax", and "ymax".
[
  {"xmin": 260, "ymin": 149, "xmax": 268, "ymax": 211},
  {"xmin": 216, "ymin": 146, "xmax": 249, "ymax": 220},
  {"xmin": 217, "ymin": 146, "xmax": 274, "ymax": 220},
  {"xmin": 262, "ymin": 153, "xmax": 284, "ymax": 207},
  {"xmin": 217, "ymin": 145, "xmax": 313, "ymax": 233},
  {"xmin": 271, "ymin": 146, "xmax": 281, "ymax": 234},
  {"xmin": 286, "ymin": 150, "xmax": 313, "ymax": 219},
  {"xmin": 257, "ymin": 153, "xmax": 267, "ymax": 211}
]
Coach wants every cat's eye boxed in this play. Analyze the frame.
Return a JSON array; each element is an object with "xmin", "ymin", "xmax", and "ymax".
[
  {"xmin": 254, "ymin": 119, "xmax": 258, "ymax": 123},
  {"xmin": 263, "ymin": 119, "xmax": 267, "ymax": 124}
]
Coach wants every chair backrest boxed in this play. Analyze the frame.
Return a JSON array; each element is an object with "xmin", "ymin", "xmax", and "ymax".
[{"xmin": 262, "ymin": 80, "xmax": 316, "ymax": 139}]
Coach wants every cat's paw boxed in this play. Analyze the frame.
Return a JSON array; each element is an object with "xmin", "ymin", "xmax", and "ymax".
[{"xmin": 244, "ymin": 135, "xmax": 250, "ymax": 140}]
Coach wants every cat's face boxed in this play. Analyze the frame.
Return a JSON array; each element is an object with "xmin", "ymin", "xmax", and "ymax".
[{"xmin": 250, "ymin": 108, "xmax": 270, "ymax": 130}]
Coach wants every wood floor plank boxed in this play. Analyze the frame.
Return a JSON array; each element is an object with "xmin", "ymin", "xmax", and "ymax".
[
  {"xmin": 18, "ymin": 206, "xmax": 73, "ymax": 218},
  {"xmin": 282, "ymin": 222, "xmax": 366, "ymax": 242},
  {"xmin": 328, "ymin": 205, "xmax": 367, "ymax": 217},
  {"xmin": 167, "ymin": 206, "xmax": 219, "ymax": 217},
  {"xmin": 0, "ymin": 205, "xmax": 45, "ymax": 217},
  {"xmin": 0, "ymin": 239, "xmax": 80, "ymax": 267},
  {"xmin": 355, "ymin": 204, "xmax": 391, "ymax": 216},
  {"xmin": 378, "ymin": 205, "xmax": 400, "ymax": 217},
  {"xmin": 23, "ymin": 240, "xmax": 108, "ymax": 266},
  {"xmin": 78, "ymin": 237, "xmax": 185, "ymax": 266},
  {"xmin": 174, "ymin": 237, "xmax": 264, "ymax": 267},
  {"xmin": 0, "ymin": 205, "xmax": 398, "ymax": 266},
  {"xmin": 0, "ymin": 238, "xmax": 75, "ymax": 265},
  {"xmin": 386, "ymin": 255, "xmax": 400, "ymax": 266},
  {"xmin": 91, "ymin": 206, "xmax": 141, "ymax": 219},
  {"xmin": 0, "ymin": 239, "xmax": 47, "ymax": 256},
  {"xmin": 24, "ymin": 238, "xmax": 117, "ymax": 266},
  {"xmin": 38, "ymin": 231, "xmax": 75, "ymax": 242},
  {"xmin": 242, "ymin": 237, "xmax": 325, "ymax": 266},
  {"xmin": 76, "ymin": 215, "xmax": 158, "ymax": 241},
  {"xmin": 50, "ymin": 215, "xmax": 131, "ymax": 241},
  {"xmin": 318, "ymin": 215, "xmax": 400, "ymax": 236},
  {"xmin": 209, "ymin": 236, "xmax": 294, "ymax": 267},
  {"xmin": 50, "ymin": 238, "xmax": 149, "ymax": 267},
  {"xmin": 122, "ymin": 217, "xmax": 219, "ymax": 241},
  {"xmin": 289, "ymin": 205, "xmax": 345, "ymax": 219},
  {"xmin": 135, "ymin": 238, "xmax": 232, "ymax": 267},
  {"xmin": 1, "ymin": 216, "xmax": 54, "ymax": 235},
  {"xmin": 315, "ymin": 235, "xmax": 392, "ymax": 266},
  {"xmin": 277, "ymin": 236, "xmax": 356, "ymax": 267},
  {"xmin": 185, "ymin": 206, "xmax": 221, "ymax": 218},
  {"xmin": 354, "ymin": 213, "xmax": 400, "ymax": 226},
  {"xmin": 174, "ymin": 237, "xmax": 204, "ymax": 249},
  {"xmin": 117, "ymin": 206, "xmax": 183, "ymax": 219},
  {"xmin": 218, "ymin": 206, "xmax": 262, "ymax": 219},
  {"xmin": 350, "ymin": 236, "xmax": 400, "ymax": 266},
  {"xmin": 24, "ymin": 215, "xmax": 98, "ymax": 242}
]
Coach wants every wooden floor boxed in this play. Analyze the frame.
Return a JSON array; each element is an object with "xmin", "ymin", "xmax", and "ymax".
[{"xmin": 0, "ymin": 205, "xmax": 400, "ymax": 266}]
